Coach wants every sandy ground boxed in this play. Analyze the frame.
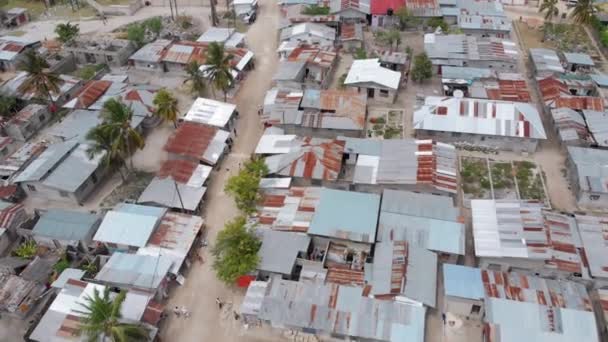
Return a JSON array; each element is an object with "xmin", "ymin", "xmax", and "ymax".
[
  {"xmin": 0, "ymin": 6, "xmax": 212, "ymax": 41},
  {"xmin": 157, "ymin": 0, "xmax": 282, "ymax": 341}
]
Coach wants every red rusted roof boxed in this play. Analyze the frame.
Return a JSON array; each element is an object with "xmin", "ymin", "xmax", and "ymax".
[
  {"xmin": 555, "ymin": 96, "xmax": 604, "ymax": 111},
  {"xmin": 164, "ymin": 122, "xmax": 219, "ymax": 162},
  {"xmin": 157, "ymin": 159, "xmax": 198, "ymax": 183},
  {"xmin": 326, "ymin": 267, "xmax": 365, "ymax": 286},
  {"xmin": 371, "ymin": 0, "xmax": 405, "ymax": 14},
  {"xmin": 287, "ymin": 44, "xmax": 337, "ymax": 69},
  {"xmin": 69, "ymin": 80, "xmax": 112, "ymax": 109}
]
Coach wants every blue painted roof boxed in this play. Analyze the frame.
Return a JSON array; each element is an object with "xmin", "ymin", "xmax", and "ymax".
[
  {"xmin": 443, "ymin": 264, "xmax": 484, "ymax": 300},
  {"xmin": 308, "ymin": 188, "xmax": 380, "ymax": 243},
  {"xmin": 33, "ymin": 209, "xmax": 99, "ymax": 241},
  {"xmin": 591, "ymin": 73, "xmax": 608, "ymax": 87}
]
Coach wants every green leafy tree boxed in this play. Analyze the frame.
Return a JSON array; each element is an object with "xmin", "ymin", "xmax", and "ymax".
[
  {"xmin": 13, "ymin": 240, "xmax": 37, "ymax": 259},
  {"xmin": 127, "ymin": 23, "xmax": 146, "ymax": 48},
  {"xmin": 86, "ymin": 125, "xmax": 128, "ymax": 181},
  {"xmin": 0, "ymin": 92, "xmax": 17, "ymax": 119},
  {"xmin": 601, "ymin": 28, "xmax": 608, "ymax": 46},
  {"xmin": 153, "ymin": 89, "xmax": 180, "ymax": 127},
  {"xmin": 77, "ymin": 287, "xmax": 148, "ymax": 342},
  {"xmin": 570, "ymin": 0, "xmax": 597, "ymax": 25},
  {"xmin": 411, "ymin": 52, "xmax": 432, "ymax": 83},
  {"xmin": 354, "ymin": 47, "xmax": 367, "ymax": 59},
  {"xmin": 205, "ymin": 42, "xmax": 235, "ymax": 102},
  {"xmin": 212, "ymin": 216, "xmax": 261, "ymax": 284},
  {"xmin": 539, "ymin": 0, "xmax": 559, "ymax": 23},
  {"xmin": 225, "ymin": 157, "xmax": 268, "ymax": 214},
  {"xmin": 145, "ymin": 17, "xmax": 163, "ymax": 38},
  {"xmin": 81, "ymin": 260, "xmax": 98, "ymax": 277},
  {"xmin": 427, "ymin": 17, "xmax": 448, "ymax": 32},
  {"xmin": 185, "ymin": 61, "xmax": 206, "ymax": 97},
  {"xmin": 94, "ymin": 99, "xmax": 145, "ymax": 171},
  {"xmin": 302, "ymin": 5, "xmax": 330, "ymax": 15},
  {"xmin": 17, "ymin": 50, "xmax": 62, "ymax": 107},
  {"xmin": 395, "ymin": 7, "xmax": 420, "ymax": 30},
  {"xmin": 55, "ymin": 22, "xmax": 80, "ymax": 43}
]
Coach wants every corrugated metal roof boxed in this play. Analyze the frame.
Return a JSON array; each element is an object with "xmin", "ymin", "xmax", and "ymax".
[
  {"xmin": 156, "ymin": 159, "xmax": 211, "ymax": 186},
  {"xmin": 42, "ymin": 142, "xmax": 105, "ymax": 192},
  {"xmin": 443, "ymin": 264, "xmax": 484, "ymax": 300},
  {"xmin": 263, "ymin": 136, "xmax": 345, "ymax": 181},
  {"xmin": 95, "ymin": 252, "xmax": 172, "ymax": 290},
  {"xmin": 255, "ymin": 276, "xmax": 425, "ymax": 341},
  {"xmin": 162, "ymin": 43, "xmax": 194, "ymax": 64},
  {"xmin": 33, "ymin": 209, "xmax": 99, "ymax": 242},
  {"xmin": 256, "ymin": 186, "xmax": 321, "ymax": 232},
  {"xmin": 591, "ymin": 73, "xmax": 608, "ymax": 87},
  {"xmin": 575, "ymin": 214, "xmax": 608, "ymax": 280},
  {"xmin": 472, "ymin": 200, "xmax": 587, "ymax": 274},
  {"xmin": 378, "ymin": 189, "xmax": 464, "ymax": 254},
  {"xmin": 93, "ymin": 204, "xmax": 166, "ymax": 247},
  {"xmin": 196, "ymin": 27, "xmax": 244, "ymax": 48},
  {"xmin": 340, "ymin": 23, "xmax": 363, "ymax": 41},
  {"xmin": 183, "ymin": 97, "xmax": 236, "ymax": 128},
  {"xmin": 425, "ymin": 34, "xmax": 518, "ymax": 65},
  {"xmin": 272, "ymin": 60, "xmax": 306, "ymax": 81},
  {"xmin": 530, "ymin": 48, "xmax": 565, "ymax": 74},
  {"xmin": 299, "ymin": 89, "xmax": 367, "ymax": 130},
  {"xmin": 353, "ymin": 139, "xmax": 459, "ymax": 193},
  {"xmin": 441, "ymin": 66, "xmax": 496, "ymax": 82},
  {"xmin": 280, "ymin": 22, "xmax": 336, "ymax": 42},
  {"xmin": 137, "ymin": 212, "xmax": 203, "ymax": 274},
  {"xmin": 368, "ymin": 241, "xmax": 437, "ymax": 307},
  {"xmin": 414, "ymin": 96, "xmax": 547, "ymax": 139},
  {"xmin": 13, "ymin": 140, "xmax": 78, "ymax": 183},
  {"xmin": 551, "ymin": 107, "xmax": 592, "ymax": 145},
  {"xmin": 129, "ymin": 39, "xmax": 172, "ymax": 63},
  {"xmin": 563, "ymin": 52, "xmax": 594, "ymax": 66},
  {"xmin": 344, "ymin": 58, "xmax": 401, "ymax": 90},
  {"xmin": 308, "ymin": 188, "xmax": 380, "ymax": 243},
  {"xmin": 137, "ymin": 177, "xmax": 206, "ymax": 212},
  {"xmin": 51, "ymin": 268, "xmax": 85, "ymax": 289},
  {"xmin": 257, "ymin": 229, "xmax": 310, "ymax": 274},
  {"xmin": 0, "ymin": 141, "xmax": 46, "ymax": 179},
  {"xmin": 164, "ymin": 122, "xmax": 229, "ymax": 165},
  {"xmin": 287, "ymin": 44, "xmax": 338, "ymax": 69},
  {"xmin": 582, "ymin": 110, "xmax": 608, "ymax": 147},
  {"xmin": 567, "ymin": 146, "xmax": 608, "ymax": 195}
]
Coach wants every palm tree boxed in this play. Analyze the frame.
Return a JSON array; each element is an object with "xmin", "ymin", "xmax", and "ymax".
[
  {"xmin": 570, "ymin": 0, "xmax": 597, "ymax": 25},
  {"xmin": 539, "ymin": 0, "xmax": 559, "ymax": 23},
  {"xmin": 17, "ymin": 50, "xmax": 62, "ymax": 110},
  {"xmin": 77, "ymin": 287, "xmax": 148, "ymax": 342},
  {"xmin": 185, "ymin": 61, "xmax": 206, "ymax": 97},
  {"xmin": 86, "ymin": 125, "xmax": 127, "ymax": 181},
  {"xmin": 153, "ymin": 89, "xmax": 179, "ymax": 127},
  {"xmin": 205, "ymin": 42, "xmax": 235, "ymax": 102},
  {"xmin": 98, "ymin": 98, "xmax": 145, "ymax": 170}
]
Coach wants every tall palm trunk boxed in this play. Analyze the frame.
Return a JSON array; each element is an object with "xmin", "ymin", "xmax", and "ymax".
[{"xmin": 210, "ymin": 0, "xmax": 219, "ymax": 26}]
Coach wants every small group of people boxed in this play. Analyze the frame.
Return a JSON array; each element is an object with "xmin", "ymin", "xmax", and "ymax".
[
  {"xmin": 173, "ymin": 306, "xmax": 191, "ymax": 318},
  {"xmin": 216, "ymin": 297, "xmax": 241, "ymax": 321}
]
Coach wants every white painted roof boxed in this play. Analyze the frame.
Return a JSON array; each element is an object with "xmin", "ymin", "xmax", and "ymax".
[
  {"xmin": 183, "ymin": 97, "xmax": 236, "ymax": 128},
  {"xmin": 344, "ymin": 58, "xmax": 401, "ymax": 90}
]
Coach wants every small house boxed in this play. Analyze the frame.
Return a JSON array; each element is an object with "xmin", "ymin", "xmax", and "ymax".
[
  {"xmin": 529, "ymin": 48, "xmax": 565, "ymax": 76},
  {"xmin": 413, "ymin": 96, "xmax": 547, "ymax": 153},
  {"xmin": 13, "ymin": 141, "xmax": 108, "ymax": 206},
  {"xmin": 563, "ymin": 52, "xmax": 595, "ymax": 73},
  {"xmin": 3, "ymin": 8, "xmax": 29, "ymax": 28},
  {"xmin": 256, "ymin": 229, "xmax": 311, "ymax": 279},
  {"xmin": 344, "ymin": 58, "xmax": 401, "ymax": 103},
  {"xmin": 93, "ymin": 203, "xmax": 166, "ymax": 252},
  {"xmin": 4, "ymin": 104, "xmax": 50, "ymax": 142},
  {"xmin": 233, "ymin": 0, "xmax": 258, "ymax": 23},
  {"xmin": 196, "ymin": 27, "xmax": 245, "ymax": 48},
  {"xmin": 272, "ymin": 61, "xmax": 307, "ymax": 89},
  {"xmin": 181, "ymin": 97, "xmax": 237, "ymax": 133},
  {"xmin": 370, "ymin": 0, "xmax": 405, "ymax": 27},
  {"xmin": 0, "ymin": 36, "xmax": 39, "ymax": 71},
  {"xmin": 128, "ymin": 39, "xmax": 172, "ymax": 71},
  {"xmin": 286, "ymin": 44, "xmax": 338, "ymax": 88},
  {"xmin": 279, "ymin": 23, "xmax": 336, "ymax": 47},
  {"xmin": 164, "ymin": 122, "xmax": 231, "ymax": 166},
  {"xmin": 64, "ymin": 39, "xmax": 135, "ymax": 67},
  {"xmin": 31, "ymin": 209, "xmax": 100, "ymax": 251},
  {"xmin": 566, "ymin": 146, "xmax": 608, "ymax": 209},
  {"xmin": 339, "ymin": 23, "xmax": 363, "ymax": 51},
  {"xmin": 442, "ymin": 264, "xmax": 485, "ymax": 319},
  {"xmin": 575, "ymin": 214, "xmax": 608, "ymax": 286},
  {"xmin": 95, "ymin": 252, "xmax": 172, "ymax": 299},
  {"xmin": 329, "ymin": 0, "xmax": 370, "ymax": 22}
]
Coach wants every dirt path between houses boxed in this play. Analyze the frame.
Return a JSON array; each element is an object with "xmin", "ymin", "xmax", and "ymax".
[{"xmin": 157, "ymin": 1, "xmax": 282, "ymax": 341}]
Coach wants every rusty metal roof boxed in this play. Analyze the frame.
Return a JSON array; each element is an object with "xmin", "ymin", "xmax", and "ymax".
[
  {"xmin": 287, "ymin": 44, "xmax": 337, "ymax": 69},
  {"xmin": 164, "ymin": 122, "xmax": 229, "ymax": 165},
  {"xmin": 257, "ymin": 186, "xmax": 321, "ymax": 232},
  {"xmin": 299, "ymin": 89, "xmax": 367, "ymax": 130},
  {"xmin": 264, "ymin": 136, "xmax": 345, "ymax": 180},
  {"xmin": 537, "ymin": 75, "xmax": 604, "ymax": 111}
]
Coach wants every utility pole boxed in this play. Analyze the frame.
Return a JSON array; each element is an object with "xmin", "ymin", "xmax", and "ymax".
[
  {"xmin": 173, "ymin": 0, "xmax": 179, "ymax": 19},
  {"xmin": 169, "ymin": 0, "xmax": 174, "ymax": 20},
  {"xmin": 210, "ymin": 0, "xmax": 219, "ymax": 26}
]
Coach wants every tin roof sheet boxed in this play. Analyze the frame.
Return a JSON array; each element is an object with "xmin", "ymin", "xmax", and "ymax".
[
  {"xmin": 95, "ymin": 252, "xmax": 172, "ymax": 290},
  {"xmin": 425, "ymin": 34, "xmax": 518, "ymax": 64},
  {"xmin": 93, "ymin": 204, "xmax": 166, "ymax": 247},
  {"xmin": 164, "ymin": 122, "xmax": 229, "ymax": 165},
  {"xmin": 414, "ymin": 96, "xmax": 547, "ymax": 139},
  {"xmin": 378, "ymin": 189, "xmax": 464, "ymax": 254},
  {"xmin": 308, "ymin": 188, "xmax": 380, "ymax": 243},
  {"xmin": 563, "ymin": 52, "xmax": 594, "ymax": 66},
  {"xmin": 33, "ymin": 209, "xmax": 99, "ymax": 242},
  {"xmin": 443, "ymin": 264, "xmax": 484, "ymax": 300},
  {"xmin": 257, "ymin": 230, "xmax": 310, "ymax": 274},
  {"xmin": 575, "ymin": 214, "xmax": 608, "ymax": 280},
  {"xmin": 129, "ymin": 39, "xmax": 172, "ymax": 63},
  {"xmin": 344, "ymin": 58, "xmax": 401, "ymax": 90},
  {"xmin": 137, "ymin": 178, "xmax": 206, "ymax": 212},
  {"xmin": 183, "ymin": 97, "xmax": 236, "ymax": 128},
  {"xmin": 567, "ymin": 146, "xmax": 608, "ymax": 196},
  {"xmin": 256, "ymin": 186, "xmax": 321, "ymax": 232},
  {"xmin": 530, "ymin": 48, "xmax": 566, "ymax": 73}
]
